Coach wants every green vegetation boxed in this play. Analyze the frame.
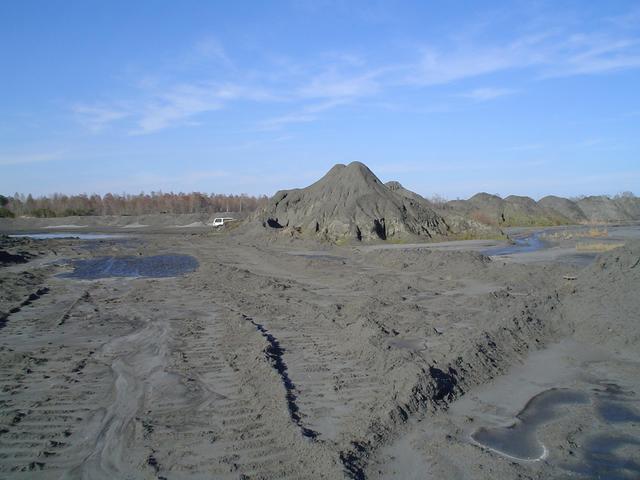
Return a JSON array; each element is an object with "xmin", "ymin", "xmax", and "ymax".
[
  {"xmin": 384, "ymin": 237, "xmax": 409, "ymax": 244},
  {"xmin": 501, "ymin": 214, "xmax": 566, "ymax": 227},
  {"xmin": 0, "ymin": 208, "xmax": 14, "ymax": 218},
  {"xmin": 576, "ymin": 242, "xmax": 625, "ymax": 252},
  {"xmin": 449, "ymin": 230, "xmax": 507, "ymax": 241},
  {"xmin": 0, "ymin": 195, "xmax": 14, "ymax": 218},
  {"xmin": 30, "ymin": 208, "xmax": 57, "ymax": 218}
]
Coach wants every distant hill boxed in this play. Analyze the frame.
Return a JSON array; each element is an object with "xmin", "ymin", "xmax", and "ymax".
[
  {"xmin": 444, "ymin": 192, "xmax": 640, "ymax": 226},
  {"xmin": 538, "ymin": 196, "xmax": 588, "ymax": 223},
  {"xmin": 575, "ymin": 195, "xmax": 640, "ymax": 222}
]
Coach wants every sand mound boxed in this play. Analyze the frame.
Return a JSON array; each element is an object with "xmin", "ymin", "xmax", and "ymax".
[
  {"xmin": 538, "ymin": 195, "xmax": 588, "ymax": 223},
  {"xmin": 447, "ymin": 193, "xmax": 571, "ymax": 226},
  {"xmin": 562, "ymin": 240, "xmax": 640, "ymax": 348},
  {"xmin": 446, "ymin": 193, "xmax": 640, "ymax": 227},
  {"xmin": 576, "ymin": 195, "xmax": 638, "ymax": 222},
  {"xmin": 253, "ymin": 162, "xmax": 449, "ymax": 242},
  {"xmin": 387, "ymin": 182, "xmax": 504, "ymax": 239}
]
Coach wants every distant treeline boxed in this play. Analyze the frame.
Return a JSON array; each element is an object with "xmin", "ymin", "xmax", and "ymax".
[{"xmin": 0, "ymin": 192, "xmax": 269, "ymax": 218}]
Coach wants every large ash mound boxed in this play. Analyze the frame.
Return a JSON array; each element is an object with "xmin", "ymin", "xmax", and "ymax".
[{"xmin": 253, "ymin": 162, "xmax": 449, "ymax": 242}]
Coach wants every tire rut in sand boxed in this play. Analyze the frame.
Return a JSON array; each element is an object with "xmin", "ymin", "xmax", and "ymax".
[
  {"xmin": 140, "ymin": 301, "xmax": 341, "ymax": 479},
  {"xmin": 69, "ymin": 314, "xmax": 174, "ymax": 479},
  {"xmin": 0, "ymin": 284, "xmax": 114, "ymax": 478},
  {"xmin": 207, "ymin": 245, "xmax": 565, "ymax": 478},
  {"xmin": 243, "ymin": 314, "xmax": 320, "ymax": 439},
  {"xmin": 2, "ymin": 265, "xmax": 344, "ymax": 479}
]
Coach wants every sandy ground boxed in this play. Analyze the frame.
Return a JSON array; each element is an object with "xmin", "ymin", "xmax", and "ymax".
[{"xmin": 0, "ymin": 223, "xmax": 639, "ymax": 479}]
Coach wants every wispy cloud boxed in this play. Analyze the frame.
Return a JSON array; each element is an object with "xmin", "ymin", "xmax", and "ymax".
[
  {"xmin": 541, "ymin": 34, "xmax": 640, "ymax": 77},
  {"xmin": 71, "ymin": 9, "xmax": 640, "ymax": 135},
  {"xmin": 404, "ymin": 33, "xmax": 553, "ymax": 87},
  {"xmin": 297, "ymin": 69, "xmax": 383, "ymax": 99},
  {"xmin": 450, "ymin": 169, "xmax": 640, "ymax": 197},
  {"xmin": 76, "ymin": 81, "xmax": 278, "ymax": 135},
  {"xmin": 605, "ymin": 7, "xmax": 640, "ymax": 29},
  {"xmin": 258, "ymin": 98, "xmax": 351, "ymax": 130},
  {"xmin": 0, "ymin": 151, "xmax": 63, "ymax": 166},
  {"xmin": 459, "ymin": 87, "xmax": 518, "ymax": 102},
  {"xmin": 72, "ymin": 104, "xmax": 131, "ymax": 132},
  {"xmin": 409, "ymin": 48, "xmax": 519, "ymax": 86},
  {"xmin": 259, "ymin": 112, "xmax": 316, "ymax": 130},
  {"xmin": 220, "ymin": 134, "xmax": 294, "ymax": 151},
  {"xmin": 191, "ymin": 36, "xmax": 232, "ymax": 65},
  {"xmin": 408, "ymin": 28, "xmax": 640, "ymax": 85},
  {"xmin": 139, "ymin": 83, "xmax": 277, "ymax": 134},
  {"xmin": 500, "ymin": 143, "xmax": 545, "ymax": 152},
  {"xmin": 133, "ymin": 84, "xmax": 225, "ymax": 135},
  {"xmin": 573, "ymin": 137, "xmax": 607, "ymax": 148}
]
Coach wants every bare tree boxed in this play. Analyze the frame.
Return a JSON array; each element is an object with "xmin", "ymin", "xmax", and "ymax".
[{"xmin": 2, "ymin": 192, "xmax": 269, "ymax": 218}]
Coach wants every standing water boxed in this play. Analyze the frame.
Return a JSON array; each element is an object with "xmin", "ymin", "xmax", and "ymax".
[
  {"xmin": 9, "ymin": 233, "xmax": 129, "ymax": 240},
  {"xmin": 59, "ymin": 255, "xmax": 199, "ymax": 279}
]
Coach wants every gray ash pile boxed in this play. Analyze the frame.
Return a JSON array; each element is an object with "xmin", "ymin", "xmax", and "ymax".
[{"xmin": 253, "ymin": 161, "xmax": 449, "ymax": 243}]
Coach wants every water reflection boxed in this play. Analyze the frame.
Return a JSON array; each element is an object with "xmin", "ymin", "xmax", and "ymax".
[
  {"xmin": 59, "ymin": 254, "xmax": 199, "ymax": 279},
  {"xmin": 472, "ymin": 389, "xmax": 589, "ymax": 460}
]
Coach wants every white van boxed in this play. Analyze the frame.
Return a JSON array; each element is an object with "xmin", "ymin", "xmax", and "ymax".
[{"xmin": 212, "ymin": 217, "xmax": 235, "ymax": 227}]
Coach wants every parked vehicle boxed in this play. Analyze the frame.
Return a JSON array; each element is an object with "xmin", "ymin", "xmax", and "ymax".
[{"xmin": 212, "ymin": 217, "xmax": 236, "ymax": 227}]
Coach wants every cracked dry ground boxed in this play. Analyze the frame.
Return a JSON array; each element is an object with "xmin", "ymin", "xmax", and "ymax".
[{"xmin": 0, "ymin": 235, "xmax": 569, "ymax": 479}]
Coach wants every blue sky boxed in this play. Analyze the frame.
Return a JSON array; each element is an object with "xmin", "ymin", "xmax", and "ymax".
[{"xmin": 1, "ymin": 1, "xmax": 639, "ymax": 199}]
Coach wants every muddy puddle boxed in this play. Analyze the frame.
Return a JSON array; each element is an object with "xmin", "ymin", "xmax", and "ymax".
[
  {"xmin": 10, "ymin": 233, "xmax": 129, "ymax": 240},
  {"xmin": 59, "ymin": 254, "xmax": 199, "ymax": 279},
  {"xmin": 471, "ymin": 388, "xmax": 590, "ymax": 460},
  {"xmin": 472, "ymin": 384, "xmax": 640, "ymax": 477},
  {"xmin": 482, "ymin": 233, "xmax": 545, "ymax": 256},
  {"xmin": 562, "ymin": 433, "xmax": 640, "ymax": 479},
  {"xmin": 439, "ymin": 338, "xmax": 640, "ymax": 479}
]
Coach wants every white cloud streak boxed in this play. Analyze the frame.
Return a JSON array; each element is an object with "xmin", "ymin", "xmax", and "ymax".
[
  {"xmin": 0, "ymin": 151, "xmax": 63, "ymax": 166},
  {"xmin": 72, "ymin": 104, "xmax": 131, "ymax": 132},
  {"xmin": 72, "ymin": 12, "xmax": 640, "ymax": 135},
  {"xmin": 459, "ymin": 87, "xmax": 518, "ymax": 102}
]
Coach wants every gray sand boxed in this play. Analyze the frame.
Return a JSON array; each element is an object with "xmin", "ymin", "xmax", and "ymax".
[{"xmin": 0, "ymin": 222, "xmax": 639, "ymax": 479}]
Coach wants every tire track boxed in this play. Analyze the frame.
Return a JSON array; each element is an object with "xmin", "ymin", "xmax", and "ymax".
[{"xmin": 243, "ymin": 314, "xmax": 320, "ymax": 439}]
